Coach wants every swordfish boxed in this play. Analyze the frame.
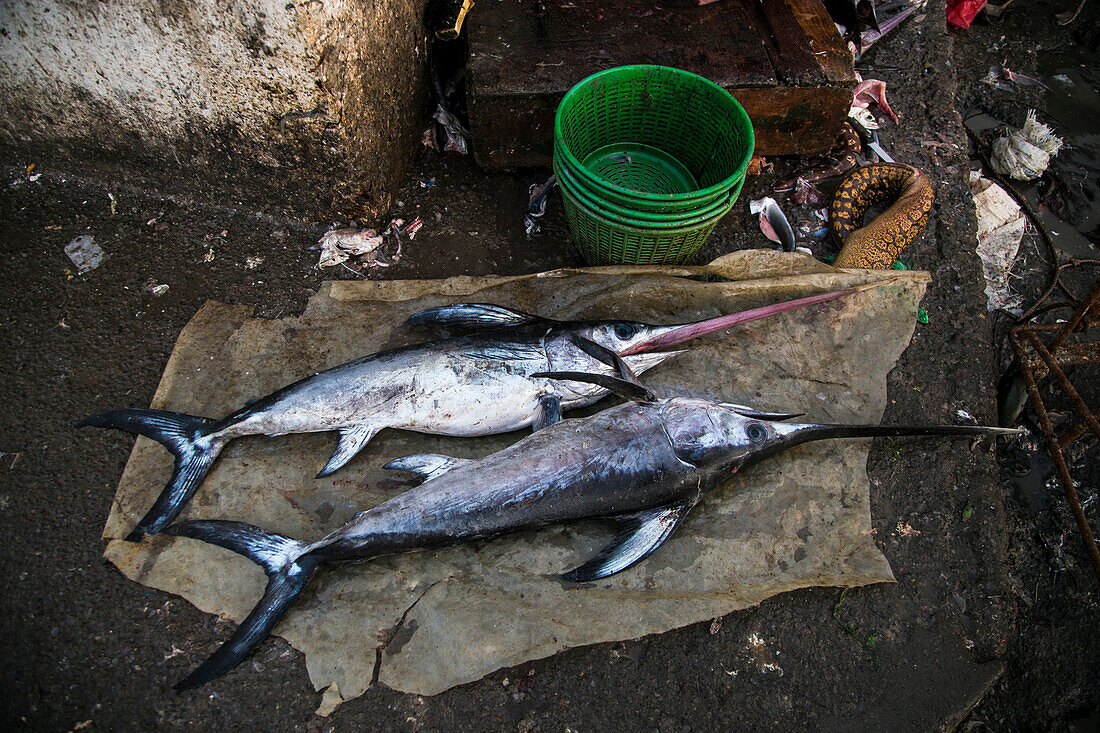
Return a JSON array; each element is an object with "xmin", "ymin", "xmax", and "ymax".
[
  {"xmin": 164, "ymin": 373, "xmax": 1019, "ymax": 689},
  {"xmin": 78, "ymin": 284, "xmax": 876, "ymax": 540}
]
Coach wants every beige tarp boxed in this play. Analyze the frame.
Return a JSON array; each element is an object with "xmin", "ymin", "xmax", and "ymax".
[{"xmin": 102, "ymin": 250, "xmax": 928, "ymax": 710}]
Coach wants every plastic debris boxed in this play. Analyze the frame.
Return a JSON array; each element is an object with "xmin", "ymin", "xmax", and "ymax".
[
  {"xmin": 422, "ymin": 104, "xmax": 470, "ymax": 155},
  {"xmin": 946, "ymin": 0, "xmax": 988, "ymax": 29},
  {"xmin": 143, "ymin": 279, "xmax": 170, "ymax": 297},
  {"xmin": 990, "ymin": 110, "xmax": 1064, "ymax": 181},
  {"xmin": 969, "ymin": 172, "xmax": 1026, "ymax": 313},
  {"xmin": 524, "ymin": 175, "xmax": 558, "ymax": 237},
  {"xmin": 64, "ymin": 235, "xmax": 105, "ymax": 273},
  {"xmin": 317, "ymin": 228, "xmax": 384, "ymax": 268}
]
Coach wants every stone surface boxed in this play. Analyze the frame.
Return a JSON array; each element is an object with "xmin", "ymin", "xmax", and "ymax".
[{"xmin": 0, "ymin": 0, "xmax": 428, "ymax": 220}]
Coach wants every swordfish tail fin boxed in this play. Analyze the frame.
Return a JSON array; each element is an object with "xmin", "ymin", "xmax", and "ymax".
[
  {"xmin": 76, "ymin": 409, "xmax": 224, "ymax": 540},
  {"xmin": 164, "ymin": 520, "xmax": 319, "ymax": 690}
]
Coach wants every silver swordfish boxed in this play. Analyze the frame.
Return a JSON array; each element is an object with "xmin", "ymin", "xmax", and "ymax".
[
  {"xmin": 164, "ymin": 369, "xmax": 1019, "ymax": 689},
  {"xmin": 78, "ymin": 285, "xmax": 876, "ymax": 540}
]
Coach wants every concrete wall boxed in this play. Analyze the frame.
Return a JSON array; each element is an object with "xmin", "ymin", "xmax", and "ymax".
[{"xmin": 0, "ymin": 0, "xmax": 428, "ymax": 221}]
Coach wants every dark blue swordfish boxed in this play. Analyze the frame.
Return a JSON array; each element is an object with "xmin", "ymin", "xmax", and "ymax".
[{"xmin": 165, "ymin": 366, "xmax": 1017, "ymax": 689}]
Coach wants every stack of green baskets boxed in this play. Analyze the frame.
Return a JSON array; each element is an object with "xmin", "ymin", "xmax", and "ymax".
[{"xmin": 553, "ymin": 65, "xmax": 755, "ymax": 265}]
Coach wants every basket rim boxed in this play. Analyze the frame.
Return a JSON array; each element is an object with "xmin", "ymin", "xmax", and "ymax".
[
  {"xmin": 555, "ymin": 159, "xmax": 735, "ymax": 227},
  {"xmin": 560, "ymin": 182, "xmax": 736, "ymax": 237},
  {"xmin": 554, "ymin": 65, "xmax": 755, "ymax": 204},
  {"xmin": 554, "ymin": 154, "xmax": 728, "ymax": 214}
]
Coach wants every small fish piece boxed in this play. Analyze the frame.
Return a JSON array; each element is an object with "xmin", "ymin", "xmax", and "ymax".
[
  {"xmin": 80, "ymin": 288, "xmax": 873, "ymax": 539},
  {"xmin": 165, "ymin": 381, "xmax": 1019, "ymax": 689},
  {"xmin": 851, "ymin": 78, "xmax": 899, "ymax": 125},
  {"xmin": 750, "ymin": 197, "xmax": 797, "ymax": 252},
  {"xmin": 524, "ymin": 175, "xmax": 558, "ymax": 237}
]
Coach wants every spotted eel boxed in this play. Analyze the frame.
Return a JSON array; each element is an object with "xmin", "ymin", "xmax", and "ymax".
[
  {"xmin": 773, "ymin": 121, "xmax": 862, "ymax": 191},
  {"xmin": 831, "ymin": 163, "xmax": 934, "ymax": 269}
]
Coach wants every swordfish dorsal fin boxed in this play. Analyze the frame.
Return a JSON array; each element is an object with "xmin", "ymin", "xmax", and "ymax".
[
  {"xmin": 405, "ymin": 303, "xmax": 543, "ymax": 330},
  {"xmin": 316, "ymin": 425, "xmax": 380, "ymax": 478},
  {"xmin": 562, "ymin": 502, "xmax": 693, "ymax": 583},
  {"xmin": 384, "ymin": 453, "xmax": 473, "ymax": 480}
]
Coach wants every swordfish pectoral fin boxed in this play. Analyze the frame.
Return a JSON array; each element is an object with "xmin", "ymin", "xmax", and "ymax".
[
  {"xmin": 315, "ymin": 425, "xmax": 380, "ymax": 478},
  {"xmin": 567, "ymin": 334, "xmax": 643, "ymax": 386},
  {"xmin": 383, "ymin": 453, "xmax": 473, "ymax": 480},
  {"xmin": 532, "ymin": 394, "xmax": 561, "ymax": 431},
  {"xmin": 561, "ymin": 502, "xmax": 693, "ymax": 583},
  {"xmin": 404, "ymin": 303, "xmax": 543, "ymax": 330},
  {"xmin": 532, "ymin": 371, "xmax": 655, "ymax": 403}
]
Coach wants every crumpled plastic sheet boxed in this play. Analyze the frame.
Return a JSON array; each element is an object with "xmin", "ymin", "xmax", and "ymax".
[
  {"xmin": 102, "ymin": 250, "xmax": 929, "ymax": 710},
  {"xmin": 969, "ymin": 171, "xmax": 1026, "ymax": 313}
]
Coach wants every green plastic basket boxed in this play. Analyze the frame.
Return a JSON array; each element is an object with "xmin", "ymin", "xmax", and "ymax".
[
  {"xmin": 559, "ymin": 184, "xmax": 737, "ymax": 266},
  {"xmin": 555, "ymin": 157, "xmax": 741, "ymax": 228},
  {"xmin": 553, "ymin": 65, "xmax": 754, "ymax": 263},
  {"xmin": 555, "ymin": 65, "xmax": 754, "ymax": 213}
]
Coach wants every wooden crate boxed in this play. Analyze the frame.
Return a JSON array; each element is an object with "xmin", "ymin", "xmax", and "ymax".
[{"xmin": 467, "ymin": 0, "xmax": 855, "ymax": 170}]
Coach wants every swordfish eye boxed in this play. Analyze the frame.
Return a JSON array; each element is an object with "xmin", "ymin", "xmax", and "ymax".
[
  {"xmin": 745, "ymin": 422, "xmax": 768, "ymax": 443},
  {"xmin": 614, "ymin": 323, "xmax": 636, "ymax": 340}
]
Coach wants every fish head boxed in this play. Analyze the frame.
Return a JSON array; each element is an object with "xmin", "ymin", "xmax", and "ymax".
[
  {"xmin": 574, "ymin": 320, "xmax": 672, "ymax": 356},
  {"xmin": 545, "ymin": 323, "xmax": 682, "ymax": 399},
  {"xmin": 661, "ymin": 397, "xmax": 802, "ymax": 470},
  {"xmin": 662, "ymin": 397, "xmax": 1021, "ymax": 475}
]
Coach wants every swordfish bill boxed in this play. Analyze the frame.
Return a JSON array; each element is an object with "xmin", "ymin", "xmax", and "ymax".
[
  {"xmin": 165, "ymin": 385, "xmax": 1019, "ymax": 689},
  {"xmin": 79, "ymin": 282, "xmax": 879, "ymax": 540}
]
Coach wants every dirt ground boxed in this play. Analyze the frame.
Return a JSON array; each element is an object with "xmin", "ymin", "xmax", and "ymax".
[{"xmin": 1, "ymin": 1, "xmax": 1096, "ymax": 730}]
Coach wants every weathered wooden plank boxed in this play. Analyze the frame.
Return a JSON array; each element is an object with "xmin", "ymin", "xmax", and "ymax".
[
  {"xmin": 467, "ymin": 0, "xmax": 855, "ymax": 169},
  {"xmin": 468, "ymin": 0, "xmax": 776, "ymax": 94},
  {"xmin": 745, "ymin": 0, "xmax": 827, "ymax": 85},
  {"xmin": 784, "ymin": 0, "xmax": 854, "ymax": 82},
  {"xmin": 733, "ymin": 85, "xmax": 851, "ymax": 154}
]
